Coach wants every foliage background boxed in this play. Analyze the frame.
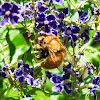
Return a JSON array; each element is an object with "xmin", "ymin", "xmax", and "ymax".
[{"xmin": 0, "ymin": 0, "xmax": 100, "ymax": 100}]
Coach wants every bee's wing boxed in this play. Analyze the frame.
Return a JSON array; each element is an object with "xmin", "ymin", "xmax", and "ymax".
[{"xmin": 48, "ymin": 47, "xmax": 57, "ymax": 63}]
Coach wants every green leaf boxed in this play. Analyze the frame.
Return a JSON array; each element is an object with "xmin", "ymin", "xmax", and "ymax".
[
  {"xmin": 0, "ymin": 26, "xmax": 8, "ymax": 39},
  {"xmin": 21, "ymin": 47, "xmax": 33, "ymax": 66},
  {"xmin": 32, "ymin": 90, "xmax": 50, "ymax": 100},
  {"xmin": 6, "ymin": 29, "xmax": 30, "ymax": 62},
  {"xmin": 71, "ymin": 12, "xmax": 79, "ymax": 22},
  {"xmin": 6, "ymin": 89, "xmax": 19, "ymax": 99},
  {"xmin": 78, "ymin": 88, "xmax": 90, "ymax": 100},
  {"xmin": 0, "ymin": 27, "xmax": 10, "ymax": 63},
  {"xmin": 6, "ymin": 31, "xmax": 16, "ymax": 62},
  {"xmin": 8, "ymin": 29, "xmax": 27, "ymax": 48},
  {"xmin": 84, "ymin": 74, "xmax": 93, "ymax": 84},
  {"xmin": 4, "ymin": 97, "xmax": 18, "ymax": 100}
]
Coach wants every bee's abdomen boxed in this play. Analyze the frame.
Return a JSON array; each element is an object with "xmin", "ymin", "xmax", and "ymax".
[{"xmin": 41, "ymin": 51, "xmax": 65, "ymax": 69}]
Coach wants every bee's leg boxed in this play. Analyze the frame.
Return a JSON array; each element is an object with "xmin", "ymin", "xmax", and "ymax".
[{"xmin": 35, "ymin": 44, "xmax": 42, "ymax": 50}]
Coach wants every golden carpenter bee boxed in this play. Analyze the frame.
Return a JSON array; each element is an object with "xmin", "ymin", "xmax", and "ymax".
[{"xmin": 35, "ymin": 34, "xmax": 66, "ymax": 69}]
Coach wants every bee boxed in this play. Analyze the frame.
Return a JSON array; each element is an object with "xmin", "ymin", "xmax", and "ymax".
[
  {"xmin": 22, "ymin": 31, "xmax": 32, "ymax": 40},
  {"xmin": 35, "ymin": 34, "xmax": 66, "ymax": 69}
]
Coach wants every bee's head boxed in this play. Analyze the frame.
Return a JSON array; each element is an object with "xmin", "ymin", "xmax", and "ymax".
[
  {"xmin": 34, "ymin": 35, "xmax": 45, "ymax": 46},
  {"xmin": 36, "ymin": 48, "xmax": 49, "ymax": 60}
]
